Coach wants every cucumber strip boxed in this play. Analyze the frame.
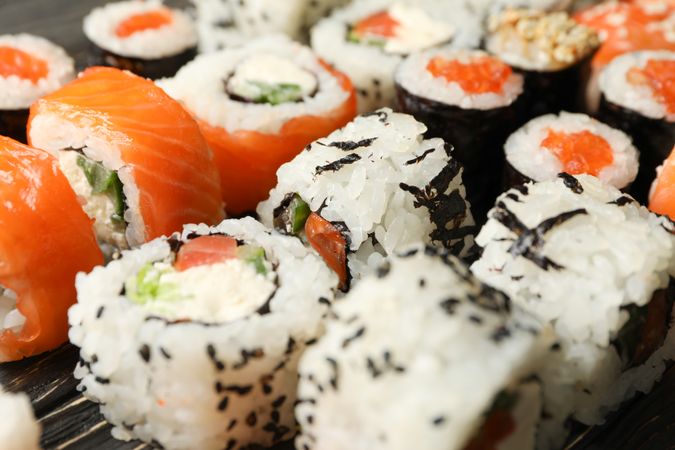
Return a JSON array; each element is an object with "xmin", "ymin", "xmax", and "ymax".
[
  {"xmin": 237, "ymin": 245, "xmax": 268, "ymax": 275},
  {"xmin": 77, "ymin": 156, "xmax": 126, "ymax": 223}
]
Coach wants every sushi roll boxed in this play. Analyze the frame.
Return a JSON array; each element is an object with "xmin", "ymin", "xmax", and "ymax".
[
  {"xmin": 296, "ymin": 245, "xmax": 550, "ymax": 450},
  {"xmin": 0, "ymin": 386, "xmax": 41, "ymax": 450},
  {"xmin": 395, "ymin": 48, "xmax": 526, "ymax": 222},
  {"xmin": 598, "ymin": 50, "xmax": 675, "ymax": 201},
  {"xmin": 0, "ymin": 136, "xmax": 103, "ymax": 362},
  {"xmin": 486, "ymin": 8, "xmax": 600, "ymax": 118},
  {"xmin": 649, "ymin": 146, "xmax": 675, "ymax": 220},
  {"xmin": 257, "ymin": 108, "xmax": 475, "ymax": 290},
  {"xmin": 68, "ymin": 217, "xmax": 339, "ymax": 450},
  {"xmin": 191, "ymin": 0, "xmax": 248, "ymax": 53},
  {"xmin": 83, "ymin": 1, "xmax": 198, "ymax": 80},
  {"xmin": 27, "ymin": 67, "xmax": 224, "ymax": 253},
  {"xmin": 311, "ymin": 0, "xmax": 483, "ymax": 112},
  {"xmin": 0, "ymin": 34, "xmax": 74, "ymax": 143},
  {"xmin": 224, "ymin": 0, "xmax": 308, "ymax": 40},
  {"xmin": 504, "ymin": 112, "xmax": 639, "ymax": 191},
  {"xmin": 471, "ymin": 174, "xmax": 675, "ymax": 449},
  {"xmin": 159, "ymin": 35, "xmax": 357, "ymax": 215}
]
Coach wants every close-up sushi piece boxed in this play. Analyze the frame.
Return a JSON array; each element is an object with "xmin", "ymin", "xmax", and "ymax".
[
  {"xmin": 0, "ymin": 385, "xmax": 41, "ymax": 449},
  {"xmin": 486, "ymin": 8, "xmax": 600, "ymax": 118},
  {"xmin": 311, "ymin": 0, "xmax": 483, "ymax": 112},
  {"xmin": 504, "ymin": 112, "xmax": 639, "ymax": 191},
  {"xmin": 191, "ymin": 0, "xmax": 248, "ymax": 53},
  {"xmin": 27, "ymin": 66, "xmax": 224, "ymax": 253},
  {"xmin": 0, "ymin": 33, "xmax": 74, "ymax": 143},
  {"xmin": 68, "ymin": 217, "xmax": 339, "ymax": 450},
  {"xmin": 597, "ymin": 50, "xmax": 674, "ymax": 201},
  {"xmin": 83, "ymin": 0, "xmax": 198, "ymax": 79},
  {"xmin": 159, "ymin": 35, "xmax": 357, "ymax": 215},
  {"xmin": 296, "ymin": 245, "xmax": 550, "ymax": 450},
  {"xmin": 649, "ymin": 146, "xmax": 675, "ymax": 220},
  {"xmin": 0, "ymin": 136, "xmax": 103, "ymax": 362},
  {"xmin": 257, "ymin": 108, "xmax": 475, "ymax": 290},
  {"xmin": 471, "ymin": 174, "xmax": 675, "ymax": 449},
  {"xmin": 395, "ymin": 48, "xmax": 526, "ymax": 222}
]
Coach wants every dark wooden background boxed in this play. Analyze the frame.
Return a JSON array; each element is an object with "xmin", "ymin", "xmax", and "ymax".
[{"xmin": 0, "ymin": 1, "xmax": 673, "ymax": 449}]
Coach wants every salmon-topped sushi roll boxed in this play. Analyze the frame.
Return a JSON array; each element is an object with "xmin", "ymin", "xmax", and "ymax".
[{"xmin": 650, "ymin": 146, "xmax": 675, "ymax": 220}]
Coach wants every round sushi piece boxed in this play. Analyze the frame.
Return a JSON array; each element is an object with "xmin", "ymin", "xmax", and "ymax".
[
  {"xmin": 0, "ymin": 386, "xmax": 41, "ymax": 450},
  {"xmin": 311, "ymin": 0, "xmax": 483, "ymax": 112},
  {"xmin": 224, "ymin": 0, "xmax": 308, "ymax": 40},
  {"xmin": 83, "ymin": 1, "xmax": 198, "ymax": 79},
  {"xmin": 395, "ymin": 48, "xmax": 526, "ymax": 222},
  {"xmin": 0, "ymin": 34, "xmax": 74, "ymax": 143},
  {"xmin": 486, "ymin": 8, "xmax": 600, "ymax": 118},
  {"xmin": 69, "ymin": 217, "xmax": 338, "ymax": 450},
  {"xmin": 650, "ymin": 146, "xmax": 675, "ymax": 220},
  {"xmin": 257, "ymin": 108, "xmax": 475, "ymax": 290},
  {"xmin": 28, "ymin": 67, "xmax": 224, "ymax": 253},
  {"xmin": 598, "ymin": 50, "xmax": 675, "ymax": 201},
  {"xmin": 504, "ymin": 112, "xmax": 639, "ymax": 191},
  {"xmin": 191, "ymin": 0, "xmax": 248, "ymax": 53},
  {"xmin": 296, "ymin": 245, "xmax": 549, "ymax": 450},
  {"xmin": 471, "ymin": 174, "xmax": 675, "ymax": 449},
  {"xmin": 0, "ymin": 136, "xmax": 103, "ymax": 362},
  {"xmin": 159, "ymin": 35, "xmax": 357, "ymax": 215}
]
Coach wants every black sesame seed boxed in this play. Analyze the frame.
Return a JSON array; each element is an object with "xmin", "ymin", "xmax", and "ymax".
[
  {"xmin": 342, "ymin": 326, "xmax": 366, "ymax": 348},
  {"xmin": 225, "ymin": 439, "xmax": 237, "ymax": 450},
  {"xmin": 272, "ymin": 395, "xmax": 287, "ymax": 408},
  {"xmin": 218, "ymin": 397, "xmax": 229, "ymax": 411},
  {"xmin": 96, "ymin": 306, "xmax": 105, "ymax": 319},
  {"xmin": 246, "ymin": 411, "xmax": 258, "ymax": 427},
  {"xmin": 271, "ymin": 410, "xmax": 280, "ymax": 423},
  {"xmin": 227, "ymin": 419, "xmax": 237, "ymax": 431},
  {"xmin": 159, "ymin": 347, "xmax": 172, "ymax": 359},
  {"xmin": 432, "ymin": 416, "xmax": 446, "ymax": 426},
  {"xmin": 139, "ymin": 345, "xmax": 151, "ymax": 363}
]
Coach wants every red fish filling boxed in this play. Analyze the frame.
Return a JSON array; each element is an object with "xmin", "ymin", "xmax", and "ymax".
[
  {"xmin": 352, "ymin": 11, "xmax": 399, "ymax": 39},
  {"xmin": 464, "ymin": 399, "xmax": 517, "ymax": 450},
  {"xmin": 174, "ymin": 235, "xmax": 238, "ymax": 272},
  {"xmin": 541, "ymin": 129, "xmax": 614, "ymax": 177},
  {"xmin": 0, "ymin": 46, "xmax": 48, "ymax": 83},
  {"xmin": 627, "ymin": 59, "xmax": 675, "ymax": 115},
  {"xmin": 426, "ymin": 56, "xmax": 513, "ymax": 95},
  {"xmin": 305, "ymin": 212, "xmax": 349, "ymax": 290},
  {"xmin": 115, "ymin": 9, "xmax": 173, "ymax": 38}
]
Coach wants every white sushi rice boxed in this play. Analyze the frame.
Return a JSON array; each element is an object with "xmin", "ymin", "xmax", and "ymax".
[
  {"xmin": 599, "ymin": 50, "xmax": 675, "ymax": 122},
  {"xmin": 0, "ymin": 34, "xmax": 74, "ymax": 110},
  {"xmin": 257, "ymin": 108, "xmax": 475, "ymax": 282},
  {"xmin": 395, "ymin": 48, "xmax": 524, "ymax": 110},
  {"xmin": 191, "ymin": 0, "xmax": 248, "ymax": 53},
  {"xmin": 158, "ymin": 34, "xmax": 351, "ymax": 135},
  {"xmin": 471, "ymin": 174, "xmax": 675, "ymax": 449},
  {"xmin": 296, "ymin": 245, "xmax": 550, "ymax": 450},
  {"xmin": 84, "ymin": 0, "xmax": 198, "ymax": 59},
  {"xmin": 0, "ymin": 386, "xmax": 41, "ymax": 450},
  {"xmin": 69, "ymin": 217, "xmax": 338, "ymax": 450},
  {"xmin": 0, "ymin": 287, "xmax": 26, "ymax": 340},
  {"xmin": 504, "ymin": 112, "xmax": 639, "ymax": 189}
]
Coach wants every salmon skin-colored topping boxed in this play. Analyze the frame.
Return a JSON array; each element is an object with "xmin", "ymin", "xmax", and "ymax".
[
  {"xmin": 627, "ymin": 59, "xmax": 675, "ymax": 115},
  {"xmin": 305, "ymin": 212, "xmax": 348, "ymax": 290},
  {"xmin": 649, "ymin": 146, "xmax": 675, "ymax": 220},
  {"xmin": 464, "ymin": 410, "xmax": 516, "ymax": 450},
  {"xmin": 353, "ymin": 11, "xmax": 399, "ymax": 38},
  {"xmin": 174, "ymin": 235, "xmax": 238, "ymax": 272},
  {"xmin": 115, "ymin": 9, "xmax": 173, "ymax": 38},
  {"xmin": 426, "ymin": 55, "xmax": 512, "ymax": 94},
  {"xmin": 541, "ymin": 129, "xmax": 614, "ymax": 176},
  {"xmin": 0, "ymin": 46, "xmax": 48, "ymax": 83}
]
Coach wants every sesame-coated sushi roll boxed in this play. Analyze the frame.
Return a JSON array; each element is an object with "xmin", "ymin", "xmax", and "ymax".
[
  {"xmin": 257, "ymin": 108, "xmax": 475, "ymax": 290},
  {"xmin": 159, "ymin": 35, "xmax": 356, "ymax": 215},
  {"xmin": 504, "ymin": 112, "xmax": 639, "ymax": 191},
  {"xmin": 0, "ymin": 386, "xmax": 41, "ymax": 450},
  {"xmin": 296, "ymin": 245, "xmax": 550, "ymax": 450},
  {"xmin": 650, "ymin": 146, "xmax": 675, "ymax": 220},
  {"xmin": 0, "ymin": 34, "xmax": 74, "ymax": 143},
  {"xmin": 471, "ymin": 174, "xmax": 675, "ymax": 449},
  {"xmin": 191, "ymin": 0, "xmax": 247, "ymax": 53},
  {"xmin": 68, "ymin": 217, "xmax": 339, "ymax": 450},
  {"xmin": 84, "ymin": 1, "xmax": 198, "ymax": 79},
  {"xmin": 598, "ymin": 50, "xmax": 675, "ymax": 201},
  {"xmin": 396, "ymin": 48, "xmax": 526, "ymax": 222}
]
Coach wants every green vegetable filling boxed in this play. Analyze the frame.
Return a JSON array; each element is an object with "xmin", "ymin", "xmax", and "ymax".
[
  {"xmin": 247, "ymin": 81, "xmax": 303, "ymax": 105},
  {"xmin": 237, "ymin": 245, "xmax": 268, "ymax": 275},
  {"xmin": 126, "ymin": 263, "xmax": 180, "ymax": 305},
  {"xmin": 77, "ymin": 156, "xmax": 126, "ymax": 223},
  {"xmin": 347, "ymin": 29, "xmax": 386, "ymax": 48},
  {"xmin": 273, "ymin": 194, "xmax": 310, "ymax": 236}
]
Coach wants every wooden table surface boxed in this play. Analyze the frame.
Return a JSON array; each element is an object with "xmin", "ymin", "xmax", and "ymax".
[{"xmin": 0, "ymin": 1, "xmax": 673, "ymax": 449}]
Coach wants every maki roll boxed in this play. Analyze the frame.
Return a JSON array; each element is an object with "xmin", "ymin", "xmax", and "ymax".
[
  {"xmin": 83, "ymin": 1, "xmax": 198, "ymax": 79},
  {"xmin": 486, "ymin": 8, "xmax": 600, "ymax": 118},
  {"xmin": 257, "ymin": 108, "xmax": 475, "ymax": 290},
  {"xmin": 311, "ymin": 0, "xmax": 482, "ymax": 112},
  {"xmin": 0, "ymin": 136, "xmax": 103, "ymax": 362},
  {"xmin": 504, "ymin": 112, "xmax": 639, "ymax": 191},
  {"xmin": 598, "ymin": 50, "xmax": 675, "ymax": 201},
  {"xmin": 296, "ymin": 245, "xmax": 549, "ymax": 450},
  {"xmin": 0, "ymin": 386, "xmax": 40, "ymax": 450},
  {"xmin": 191, "ymin": 0, "xmax": 247, "ymax": 53},
  {"xmin": 649, "ymin": 146, "xmax": 675, "ymax": 220},
  {"xmin": 0, "ymin": 34, "xmax": 74, "ymax": 143},
  {"xmin": 471, "ymin": 174, "xmax": 675, "ymax": 449},
  {"xmin": 159, "ymin": 35, "xmax": 357, "ymax": 215},
  {"xmin": 395, "ymin": 48, "xmax": 526, "ymax": 221},
  {"xmin": 69, "ymin": 217, "xmax": 338, "ymax": 450},
  {"xmin": 28, "ymin": 67, "xmax": 224, "ymax": 253}
]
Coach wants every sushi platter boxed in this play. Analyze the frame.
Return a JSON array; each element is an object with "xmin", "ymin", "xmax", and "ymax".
[{"xmin": 0, "ymin": 0, "xmax": 674, "ymax": 450}]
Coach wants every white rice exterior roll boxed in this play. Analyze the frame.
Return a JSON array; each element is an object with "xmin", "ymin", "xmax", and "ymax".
[
  {"xmin": 0, "ymin": 387, "xmax": 41, "ymax": 450},
  {"xmin": 296, "ymin": 245, "xmax": 550, "ymax": 450},
  {"xmin": 257, "ymin": 108, "xmax": 475, "ymax": 282},
  {"xmin": 471, "ymin": 174, "xmax": 675, "ymax": 449},
  {"xmin": 68, "ymin": 217, "xmax": 338, "ymax": 450},
  {"xmin": 192, "ymin": 0, "xmax": 248, "ymax": 53},
  {"xmin": 0, "ymin": 34, "xmax": 74, "ymax": 110},
  {"xmin": 504, "ymin": 112, "xmax": 639, "ymax": 189}
]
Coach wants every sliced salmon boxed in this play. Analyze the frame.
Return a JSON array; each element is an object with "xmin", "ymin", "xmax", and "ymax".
[
  {"xmin": 174, "ymin": 235, "xmax": 238, "ymax": 272},
  {"xmin": 0, "ymin": 46, "xmax": 48, "ymax": 84},
  {"xmin": 305, "ymin": 212, "xmax": 348, "ymax": 290},
  {"xmin": 541, "ymin": 129, "xmax": 614, "ymax": 176},
  {"xmin": 426, "ymin": 55, "xmax": 513, "ymax": 95},
  {"xmin": 115, "ymin": 9, "xmax": 173, "ymax": 38},
  {"xmin": 352, "ymin": 11, "xmax": 399, "ymax": 39},
  {"xmin": 649, "ymin": 146, "xmax": 675, "ymax": 219}
]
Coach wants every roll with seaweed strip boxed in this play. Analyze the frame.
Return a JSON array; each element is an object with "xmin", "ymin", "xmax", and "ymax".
[
  {"xmin": 396, "ymin": 48, "xmax": 526, "ymax": 222},
  {"xmin": 84, "ymin": 0, "xmax": 198, "ymax": 79}
]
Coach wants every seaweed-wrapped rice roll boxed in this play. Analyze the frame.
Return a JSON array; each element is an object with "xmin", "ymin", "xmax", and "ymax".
[
  {"xmin": 296, "ymin": 245, "xmax": 550, "ymax": 450},
  {"xmin": 69, "ymin": 217, "xmax": 338, "ymax": 450}
]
